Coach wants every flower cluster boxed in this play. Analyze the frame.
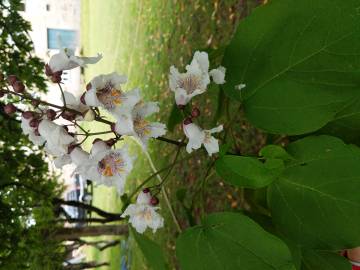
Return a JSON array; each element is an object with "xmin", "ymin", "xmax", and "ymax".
[{"xmin": 169, "ymin": 51, "xmax": 225, "ymax": 156}]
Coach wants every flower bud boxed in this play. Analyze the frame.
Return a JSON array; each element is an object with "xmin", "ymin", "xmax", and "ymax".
[
  {"xmin": 191, "ymin": 107, "xmax": 200, "ymax": 118},
  {"xmin": 150, "ymin": 196, "xmax": 159, "ymax": 206},
  {"xmin": 183, "ymin": 117, "xmax": 192, "ymax": 125},
  {"xmin": 143, "ymin": 188, "xmax": 150, "ymax": 194},
  {"xmin": 86, "ymin": 83, "xmax": 92, "ymax": 91},
  {"xmin": 22, "ymin": 111, "xmax": 34, "ymax": 119},
  {"xmin": 31, "ymin": 99, "xmax": 40, "ymax": 107},
  {"xmin": 45, "ymin": 64, "xmax": 53, "ymax": 76},
  {"xmin": 105, "ymin": 138, "xmax": 117, "ymax": 147},
  {"xmin": 4, "ymin": 104, "xmax": 17, "ymax": 115},
  {"xmin": 61, "ymin": 110, "xmax": 76, "ymax": 121},
  {"xmin": 29, "ymin": 118, "xmax": 39, "ymax": 128},
  {"xmin": 46, "ymin": 109, "xmax": 56, "ymax": 120},
  {"xmin": 80, "ymin": 92, "xmax": 86, "ymax": 105},
  {"xmin": 7, "ymin": 75, "xmax": 17, "ymax": 86},
  {"xmin": 13, "ymin": 81, "xmax": 25, "ymax": 93},
  {"xmin": 51, "ymin": 72, "xmax": 62, "ymax": 83}
]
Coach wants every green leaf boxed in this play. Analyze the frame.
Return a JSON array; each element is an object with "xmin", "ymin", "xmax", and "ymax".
[
  {"xmin": 131, "ymin": 228, "xmax": 168, "ymax": 270},
  {"xmin": 167, "ymin": 103, "xmax": 183, "ymax": 132},
  {"xmin": 215, "ymin": 155, "xmax": 281, "ymax": 188},
  {"xmin": 269, "ymin": 135, "xmax": 360, "ymax": 249},
  {"xmin": 223, "ymin": 0, "xmax": 360, "ymax": 135},
  {"xmin": 260, "ymin": 145, "xmax": 293, "ymax": 161},
  {"xmin": 301, "ymin": 250, "xmax": 351, "ymax": 270},
  {"xmin": 176, "ymin": 212, "xmax": 296, "ymax": 270}
]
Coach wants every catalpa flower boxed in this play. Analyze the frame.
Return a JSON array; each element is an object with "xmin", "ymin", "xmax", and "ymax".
[
  {"xmin": 121, "ymin": 191, "xmax": 164, "ymax": 234},
  {"xmin": 20, "ymin": 116, "xmax": 45, "ymax": 146},
  {"xmin": 48, "ymin": 48, "xmax": 102, "ymax": 73},
  {"xmin": 63, "ymin": 91, "xmax": 94, "ymax": 121},
  {"xmin": 84, "ymin": 72, "xmax": 140, "ymax": 115},
  {"xmin": 183, "ymin": 121, "xmax": 223, "ymax": 156},
  {"xmin": 38, "ymin": 119, "xmax": 75, "ymax": 168},
  {"xmin": 86, "ymin": 140, "xmax": 134, "ymax": 194},
  {"xmin": 114, "ymin": 101, "xmax": 167, "ymax": 148},
  {"xmin": 169, "ymin": 51, "xmax": 226, "ymax": 105}
]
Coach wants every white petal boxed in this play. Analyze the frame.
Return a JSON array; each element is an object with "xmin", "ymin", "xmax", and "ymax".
[
  {"xmin": 209, "ymin": 125, "xmax": 223, "ymax": 134},
  {"xmin": 108, "ymin": 72, "xmax": 127, "ymax": 88},
  {"xmin": 70, "ymin": 147, "xmax": 89, "ymax": 166},
  {"xmin": 192, "ymin": 51, "xmax": 209, "ymax": 73},
  {"xmin": 136, "ymin": 191, "xmax": 151, "ymax": 204},
  {"xmin": 135, "ymin": 101, "xmax": 159, "ymax": 118},
  {"xmin": 169, "ymin": 66, "xmax": 180, "ymax": 91},
  {"xmin": 90, "ymin": 141, "xmax": 109, "ymax": 157},
  {"xmin": 203, "ymin": 135, "xmax": 220, "ymax": 156},
  {"xmin": 114, "ymin": 114, "xmax": 134, "ymax": 135},
  {"xmin": 53, "ymin": 154, "xmax": 72, "ymax": 168},
  {"xmin": 84, "ymin": 89, "xmax": 101, "ymax": 107},
  {"xmin": 209, "ymin": 66, "xmax": 226, "ymax": 84},
  {"xmin": 38, "ymin": 119, "xmax": 57, "ymax": 138},
  {"xmin": 235, "ymin": 83, "xmax": 246, "ymax": 91}
]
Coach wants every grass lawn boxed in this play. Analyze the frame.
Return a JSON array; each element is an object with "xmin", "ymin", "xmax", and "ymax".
[{"xmin": 81, "ymin": 0, "xmax": 263, "ymax": 269}]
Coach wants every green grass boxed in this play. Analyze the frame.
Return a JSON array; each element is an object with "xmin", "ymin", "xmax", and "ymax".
[{"xmin": 81, "ymin": 0, "xmax": 261, "ymax": 269}]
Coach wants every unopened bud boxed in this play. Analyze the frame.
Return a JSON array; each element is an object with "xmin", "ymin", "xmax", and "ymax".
[
  {"xmin": 191, "ymin": 107, "xmax": 200, "ymax": 118},
  {"xmin": 80, "ymin": 92, "xmax": 86, "ymax": 105},
  {"xmin": 13, "ymin": 81, "xmax": 25, "ymax": 93},
  {"xmin": 4, "ymin": 104, "xmax": 17, "ymax": 115},
  {"xmin": 150, "ymin": 196, "xmax": 159, "ymax": 206},
  {"xmin": 45, "ymin": 64, "xmax": 53, "ymax": 76},
  {"xmin": 51, "ymin": 74, "xmax": 62, "ymax": 83},
  {"xmin": 46, "ymin": 109, "xmax": 56, "ymax": 120},
  {"xmin": 183, "ymin": 117, "xmax": 192, "ymax": 125},
  {"xmin": 7, "ymin": 75, "xmax": 17, "ymax": 86},
  {"xmin": 29, "ymin": 118, "xmax": 39, "ymax": 128},
  {"xmin": 143, "ymin": 188, "xmax": 150, "ymax": 194},
  {"xmin": 22, "ymin": 111, "xmax": 34, "ymax": 119},
  {"xmin": 31, "ymin": 99, "xmax": 40, "ymax": 107},
  {"xmin": 105, "ymin": 138, "xmax": 117, "ymax": 147},
  {"xmin": 61, "ymin": 110, "xmax": 76, "ymax": 121}
]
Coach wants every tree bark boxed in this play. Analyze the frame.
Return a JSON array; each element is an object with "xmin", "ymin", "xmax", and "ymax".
[{"xmin": 55, "ymin": 225, "xmax": 128, "ymax": 241}]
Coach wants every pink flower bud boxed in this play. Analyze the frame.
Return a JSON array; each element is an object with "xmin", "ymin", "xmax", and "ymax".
[
  {"xmin": 150, "ymin": 196, "xmax": 159, "ymax": 206},
  {"xmin": 31, "ymin": 99, "xmax": 40, "ymax": 107},
  {"xmin": 29, "ymin": 118, "xmax": 39, "ymax": 128},
  {"xmin": 13, "ymin": 81, "xmax": 25, "ymax": 93},
  {"xmin": 22, "ymin": 111, "xmax": 34, "ymax": 119},
  {"xmin": 143, "ymin": 188, "xmax": 150, "ymax": 194},
  {"xmin": 7, "ymin": 75, "xmax": 17, "ymax": 86},
  {"xmin": 191, "ymin": 107, "xmax": 200, "ymax": 118},
  {"xmin": 46, "ymin": 109, "xmax": 56, "ymax": 120},
  {"xmin": 4, "ymin": 104, "xmax": 17, "ymax": 115}
]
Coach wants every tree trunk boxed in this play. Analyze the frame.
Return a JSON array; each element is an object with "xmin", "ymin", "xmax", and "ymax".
[{"xmin": 55, "ymin": 225, "xmax": 128, "ymax": 241}]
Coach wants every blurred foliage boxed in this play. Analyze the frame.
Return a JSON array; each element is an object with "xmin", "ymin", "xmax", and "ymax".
[
  {"xmin": 0, "ymin": 0, "xmax": 46, "ymax": 90},
  {"xmin": 0, "ymin": 1, "xmax": 64, "ymax": 269}
]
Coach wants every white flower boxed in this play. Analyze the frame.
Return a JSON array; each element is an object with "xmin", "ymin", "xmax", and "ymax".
[
  {"xmin": 209, "ymin": 66, "xmax": 226, "ymax": 84},
  {"xmin": 20, "ymin": 116, "xmax": 45, "ymax": 146},
  {"xmin": 114, "ymin": 101, "xmax": 166, "ymax": 148},
  {"xmin": 183, "ymin": 122, "xmax": 223, "ymax": 156},
  {"xmin": 37, "ymin": 120, "xmax": 76, "ymax": 168},
  {"xmin": 85, "ymin": 141, "xmax": 134, "ymax": 194},
  {"xmin": 49, "ymin": 48, "xmax": 102, "ymax": 73},
  {"xmin": 84, "ymin": 72, "xmax": 141, "ymax": 115},
  {"xmin": 62, "ymin": 91, "xmax": 93, "ymax": 121},
  {"xmin": 121, "ymin": 191, "xmax": 164, "ymax": 234},
  {"xmin": 70, "ymin": 147, "xmax": 93, "ymax": 179},
  {"xmin": 169, "ymin": 51, "xmax": 226, "ymax": 105}
]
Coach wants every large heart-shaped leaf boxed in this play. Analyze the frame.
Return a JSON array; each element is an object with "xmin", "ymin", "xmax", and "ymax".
[
  {"xmin": 223, "ymin": 0, "xmax": 360, "ymax": 135},
  {"xmin": 176, "ymin": 212, "xmax": 295, "ymax": 270},
  {"xmin": 269, "ymin": 135, "xmax": 360, "ymax": 249},
  {"xmin": 215, "ymin": 155, "xmax": 283, "ymax": 188}
]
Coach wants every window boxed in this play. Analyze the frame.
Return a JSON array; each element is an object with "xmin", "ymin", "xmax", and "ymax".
[{"xmin": 47, "ymin": 28, "xmax": 77, "ymax": 49}]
